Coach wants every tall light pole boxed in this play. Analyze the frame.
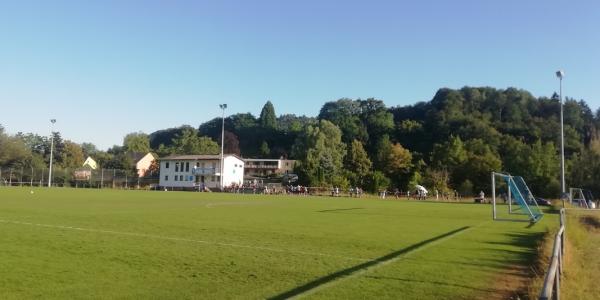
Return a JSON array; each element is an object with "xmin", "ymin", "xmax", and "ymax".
[
  {"xmin": 556, "ymin": 70, "xmax": 565, "ymax": 202},
  {"xmin": 219, "ymin": 104, "xmax": 227, "ymax": 191},
  {"xmin": 48, "ymin": 119, "xmax": 57, "ymax": 187}
]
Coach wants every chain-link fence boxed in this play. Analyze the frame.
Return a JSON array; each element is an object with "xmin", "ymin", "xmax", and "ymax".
[{"xmin": 0, "ymin": 166, "xmax": 159, "ymax": 189}]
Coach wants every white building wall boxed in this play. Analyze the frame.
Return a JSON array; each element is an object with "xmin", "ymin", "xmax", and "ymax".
[
  {"xmin": 222, "ymin": 156, "xmax": 244, "ymax": 187},
  {"xmin": 158, "ymin": 160, "xmax": 196, "ymax": 188},
  {"xmin": 158, "ymin": 155, "xmax": 244, "ymax": 189}
]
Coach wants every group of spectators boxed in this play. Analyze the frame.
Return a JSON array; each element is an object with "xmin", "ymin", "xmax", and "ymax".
[{"xmin": 330, "ymin": 186, "xmax": 364, "ymax": 198}]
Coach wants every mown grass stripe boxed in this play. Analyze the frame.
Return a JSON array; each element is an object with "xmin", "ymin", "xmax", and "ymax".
[{"xmin": 0, "ymin": 218, "xmax": 368, "ymax": 262}]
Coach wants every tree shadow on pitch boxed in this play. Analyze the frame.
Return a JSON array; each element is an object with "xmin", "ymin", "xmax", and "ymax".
[{"xmin": 267, "ymin": 226, "xmax": 470, "ymax": 300}]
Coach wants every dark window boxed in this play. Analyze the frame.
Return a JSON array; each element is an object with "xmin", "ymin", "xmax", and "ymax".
[
  {"xmin": 165, "ymin": 175, "xmax": 168, "ymax": 181},
  {"xmin": 175, "ymin": 162, "xmax": 179, "ymax": 172},
  {"xmin": 174, "ymin": 176, "xmax": 178, "ymax": 181},
  {"xmin": 165, "ymin": 162, "xmax": 170, "ymax": 169},
  {"xmin": 186, "ymin": 162, "xmax": 189, "ymax": 172}
]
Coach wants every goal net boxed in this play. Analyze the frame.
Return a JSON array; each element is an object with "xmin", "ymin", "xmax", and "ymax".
[{"xmin": 492, "ymin": 172, "xmax": 543, "ymax": 223}]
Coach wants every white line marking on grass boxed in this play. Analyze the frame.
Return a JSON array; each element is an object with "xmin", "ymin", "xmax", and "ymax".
[{"xmin": 0, "ymin": 219, "xmax": 367, "ymax": 262}]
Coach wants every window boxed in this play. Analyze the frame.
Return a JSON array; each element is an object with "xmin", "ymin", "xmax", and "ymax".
[
  {"xmin": 212, "ymin": 162, "xmax": 216, "ymax": 169},
  {"xmin": 175, "ymin": 162, "xmax": 179, "ymax": 172},
  {"xmin": 196, "ymin": 162, "xmax": 200, "ymax": 167},
  {"xmin": 164, "ymin": 175, "xmax": 169, "ymax": 181},
  {"xmin": 211, "ymin": 176, "xmax": 215, "ymax": 182},
  {"xmin": 180, "ymin": 175, "xmax": 183, "ymax": 181},
  {"xmin": 165, "ymin": 162, "xmax": 170, "ymax": 169},
  {"xmin": 186, "ymin": 162, "xmax": 189, "ymax": 172},
  {"xmin": 174, "ymin": 176, "xmax": 178, "ymax": 181}
]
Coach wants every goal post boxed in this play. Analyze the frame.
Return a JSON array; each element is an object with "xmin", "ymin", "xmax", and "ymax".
[
  {"xmin": 491, "ymin": 172, "xmax": 543, "ymax": 223},
  {"xmin": 569, "ymin": 187, "xmax": 593, "ymax": 209}
]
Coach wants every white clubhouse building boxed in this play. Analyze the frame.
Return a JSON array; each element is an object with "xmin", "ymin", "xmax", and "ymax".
[{"xmin": 158, "ymin": 154, "xmax": 244, "ymax": 190}]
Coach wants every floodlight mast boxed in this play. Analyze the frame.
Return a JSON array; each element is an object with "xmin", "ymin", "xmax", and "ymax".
[
  {"xmin": 219, "ymin": 104, "xmax": 227, "ymax": 191},
  {"xmin": 556, "ymin": 70, "xmax": 565, "ymax": 206},
  {"xmin": 48, "ymin": 119, "xmax": 56, "ymax": 187}
]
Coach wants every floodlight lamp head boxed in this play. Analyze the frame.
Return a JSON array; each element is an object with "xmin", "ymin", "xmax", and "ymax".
[
  {"xmin": 219, "ymin": 104, "xmax": 227, "ymax": 109},
  {"xmin": 50, "ymin": 119, "xmax": 56, "ymax": 124},
  {"xmin": 556, "ymin": 70, "xmax": 564, "ymax": 79}
]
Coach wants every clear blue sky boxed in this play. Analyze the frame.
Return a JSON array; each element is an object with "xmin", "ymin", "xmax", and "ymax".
[{"xmin": 1, "ymin": 0, "xmax": 598, "ymax": 150}]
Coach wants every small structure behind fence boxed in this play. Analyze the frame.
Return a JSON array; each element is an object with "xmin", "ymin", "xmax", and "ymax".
[{"xmin": 0, "ymin": 166, "xmax": 158, "ymax": 189}]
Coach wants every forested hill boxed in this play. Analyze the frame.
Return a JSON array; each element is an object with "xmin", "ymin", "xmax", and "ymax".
[{"xmin": 189, "ymin": 86, "xmax": 599, "ymax": 197}]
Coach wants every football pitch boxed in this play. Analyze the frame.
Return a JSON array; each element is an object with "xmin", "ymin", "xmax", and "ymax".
[{"xmin": 0, "ymin": 188, "xmax": 555, "ymax": 299}]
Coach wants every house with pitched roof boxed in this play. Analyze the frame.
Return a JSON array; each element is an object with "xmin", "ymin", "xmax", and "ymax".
[{"xmin": 128, "ymin": 152, "xmax": 157, "ymax": 177}]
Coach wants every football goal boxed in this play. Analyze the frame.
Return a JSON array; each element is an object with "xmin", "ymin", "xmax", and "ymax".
[
  {"xmin": 491, "ymin": 172, "xmax": 543, "ymax": 223},
  {"xmin": 569, "ymin": 188, "xmax": 596, "ymax": 209}
]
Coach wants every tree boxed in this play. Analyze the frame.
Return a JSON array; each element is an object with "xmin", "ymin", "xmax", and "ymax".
[
  {"xmin": 81, "ymin": 142, "xmax": 99, "ymax": 157},
  {"xmin": 292, "ymin": 120, "xmax": 346, "ymax": 186},
  {"xmin": 259, "ymin": 101, "xmax": 277, "ymax": 129},
  {"xmin": 223, "ymin": 131, "xmax": 241, "ymax": 155},
  {"xmin": 318, "ymin": 99, "xmax": 366, "ymax": 143},
  {"xmin": 278, "ymin": 114, "xmax": 316, "ymax": 133},
  {"xmin": 123, "ymin": 132, "xmax": 150, "ymax": 153},
  {"xmin": 62, "ymin": 141, "xmax": 85, "ymax": 169},
  {"xmin": 570, "ymin": 139, "xmax": 600, "ymax": 197},
  {"xmin": 365, "ymin": 171, "xmax": 390, "ymax": 193},
  {"xmin": 431, "ymin": 135, "xmax": 467, "ymax": 171},
  {"xmin": 0, "ymin": 130, "xmax": 31, "ymax": 167},
  {"xmin": 345, "ymin": 139, "xmax": 372, "ymax": 185},
  {"xmin": 374, "ymin": 135, "xmax": 393, "ymax": 171},
  {"xmin": 149, "ymin": 125, "xmax": 196, "ymax": 150},
  {"xmin": 167, "ymin": 128, "xmax": 219, "ymax": 155},
  {"xmin": 524, "ymin": 140, "xmax": 560, "ymax": 197},
  {"xmin": 387, "ymin": 143, "xmax": 413, "ymax": 175},
  {"xmin": 360, "ymin": 98, "xmax": 394, "ymax": 141},
  {"xmin": 458, "ymin": 139, "xmax": 502, "ymax": 192},
  {"xmin": 259, "ymin": 141, "xmax": 270, "ymax": 157}
]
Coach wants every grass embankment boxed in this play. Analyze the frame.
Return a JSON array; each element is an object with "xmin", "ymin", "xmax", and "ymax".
[
  {"xmin": 528, "ymin": 207, "xmax": 600, "ymax": 299},
  {"xmin": 561, "ymin": 209, "xmax": 600, "ymax": 299},
  {"xmin": 0, "ymin": 187, "xmax": 553, "ymax": 299}
]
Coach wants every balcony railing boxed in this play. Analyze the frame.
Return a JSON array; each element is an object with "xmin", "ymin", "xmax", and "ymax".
[
  {"xmin": 245, "ymin": 165, "xmax": 279, "ymax": 169},
  {"xmin": 191, "ymin": 167, "xmax": 220, "ymax": 175}
]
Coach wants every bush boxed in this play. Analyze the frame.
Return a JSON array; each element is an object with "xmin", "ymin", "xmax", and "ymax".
[
  {"xmin": 365, "ymin": 171, "xmax": 390, "ymax": 193},
  {"xmin": 458, "ymin": 179, "xmax": 474, "ymax": 197}
]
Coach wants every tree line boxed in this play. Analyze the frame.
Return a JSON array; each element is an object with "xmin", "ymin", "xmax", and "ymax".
[{"xmin": 2, "ymin": 86, "xmax": 600, "ymax": 197}]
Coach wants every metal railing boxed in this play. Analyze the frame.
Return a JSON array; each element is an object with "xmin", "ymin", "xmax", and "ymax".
[
  {"xmin": 245, "ymin": 165, "xmax": 279, "ymax": 169},
  {"xmin": 539, "ymin": 208, "xmax": 566, "ymax": 300}
]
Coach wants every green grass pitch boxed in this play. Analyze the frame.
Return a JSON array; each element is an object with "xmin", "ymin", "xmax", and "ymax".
[{"xmin": 0, "ymin": 188, "xmax": 555, "ymax": 299}]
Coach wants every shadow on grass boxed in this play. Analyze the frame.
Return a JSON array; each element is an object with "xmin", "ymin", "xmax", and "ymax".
[
  {"xmin": 267, "ymin": 226, "xmax": 470, "ymax": 300},
  {"xmin": 494, "ymin": 218, "xmax": 531, "ymax": 223},
  {"xmin": 484, "ymin": 231, "xmax": 546, "ymax": 264},
  {"xmin": 398, "ymin": 256, "xmax": 528, "ymax": 274},
  {"xmin": 580, "ymin": 215, "xmax": 600, "ymax": 230},
  {"xmin": 363, "ymin": 275, "xmax": 506, "ymax": 294},
  {"xmin": 317, "ymin": 207, "xmax": 365, "ymax": 213}
]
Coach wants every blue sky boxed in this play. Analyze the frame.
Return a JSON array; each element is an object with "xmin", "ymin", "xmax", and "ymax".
[{"xmin": 1, "ymin": 0, "xmax": 598, "ymax": 150}]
